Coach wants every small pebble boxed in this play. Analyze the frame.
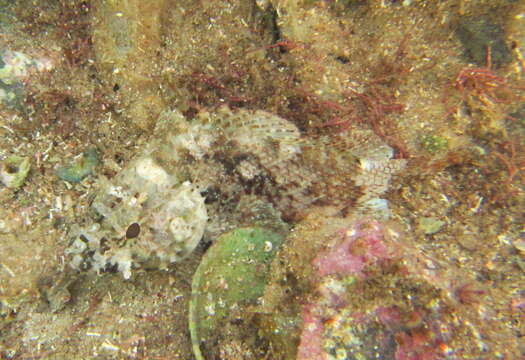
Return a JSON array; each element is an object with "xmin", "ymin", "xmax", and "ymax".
[
  {"xmin": 126, "ymin": 222, "xmax": 141, "ymax": 238},
  {"xmin": 56, "ymin": 147, "xmax": 98, "ymax": 183},
  {"xmin": 0, "ymin": 155, "xmax": 30, "ymax": 189},
  {"xmin": 417, "ymin": 216, "xmax": 445, "ymax": 235}
]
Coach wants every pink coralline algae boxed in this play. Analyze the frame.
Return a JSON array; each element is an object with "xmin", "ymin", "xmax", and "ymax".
[
  {"xmin": 296, "ymin": 304, "xmax": 325, "ymax": 360},
  {"xmin": 261, "ymin": 207, "xmax": 522, "ymax": 359},
  {"xmin": 295, "ymin": 219, "xmax": 454, "ymax": 360},
  {"xmin": 376, "ymin": 306, "xmax": 449, "ymax": 360},
  {"xmin": 312, "ymin": 221, "xmax": 393, "ymax": 278}
]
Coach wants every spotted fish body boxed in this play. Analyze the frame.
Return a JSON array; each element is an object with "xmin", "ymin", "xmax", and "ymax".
[{"xmin": 66, "ymin": 106, "xmax": 405, "ymax": 278}]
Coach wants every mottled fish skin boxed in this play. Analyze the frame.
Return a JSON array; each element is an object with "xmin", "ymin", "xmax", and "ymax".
[{"xmin": 66, "ymin": 107, "xmax": 404, "ymax": 278}]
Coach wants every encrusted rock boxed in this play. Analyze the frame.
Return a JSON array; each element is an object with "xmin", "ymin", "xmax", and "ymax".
[{"xmin": 0, "ymin": 155, "xmax": 31, "ymax": 189}]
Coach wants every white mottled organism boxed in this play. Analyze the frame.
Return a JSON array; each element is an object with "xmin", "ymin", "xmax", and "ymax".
[
  {"xmin": 67, "ymin": 150, "xmax": 207, "ymax": 278},
  {"xmin": 147, "ymin": 181, "xmax": 207, "ymax": 264}
]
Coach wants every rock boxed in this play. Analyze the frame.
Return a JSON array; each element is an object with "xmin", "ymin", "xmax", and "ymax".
[
  {"xmin": 455, "ymin": 16, "xmax": 511, "ymax": 68},
  {"xmin": 260, "ymin": 209, "xmax": 522, "ymax": 359},
  {"xmin": 189, "ymin": 227, "xmax": 284, "ymax": 360},
  {"xmin": 417, "ymin": 216, "xmax": 445, "ymax": 235},
  {"xmin": 0, "ymin": 155, "xmax": 30, "ymax": 189},
  {"xmin": 56, "ymin": 147, "xmax": 98, "ymax": 183}
]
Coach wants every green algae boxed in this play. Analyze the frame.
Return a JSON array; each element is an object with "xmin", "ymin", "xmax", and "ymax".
[
  {"xmin": 56, "ymin": 147, "xmax": 98, "ymax": 183},
  {"xmin": 421, "ymin": 135, "xmax": 448, "ymax": 153},
  {"xmin": 189, "ymin": 227, "xmax": 284, "ymax": 360}
]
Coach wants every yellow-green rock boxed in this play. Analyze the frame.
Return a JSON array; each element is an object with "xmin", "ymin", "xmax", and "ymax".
[
  {"xmin": 418, "ymin": 216, "xmax": 445, "ymax": 235},
  {"xmin": 0, "ymin": 155, "xmax": 30, "ymax": 189},
  {"xmin": 189, "ymin": 227, "xmax": 284, "ymax": 360}
]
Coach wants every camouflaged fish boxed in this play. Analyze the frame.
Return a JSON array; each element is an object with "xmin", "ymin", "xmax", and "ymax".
[{"xmin": 66, "ymin": 106, "xmax": 405, "ymax": 278}]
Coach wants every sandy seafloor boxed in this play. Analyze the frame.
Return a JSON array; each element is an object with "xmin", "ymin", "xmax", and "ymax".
[{"xmin": 0, "ymin": 0, "xmax": 524, "ymax": 359}]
